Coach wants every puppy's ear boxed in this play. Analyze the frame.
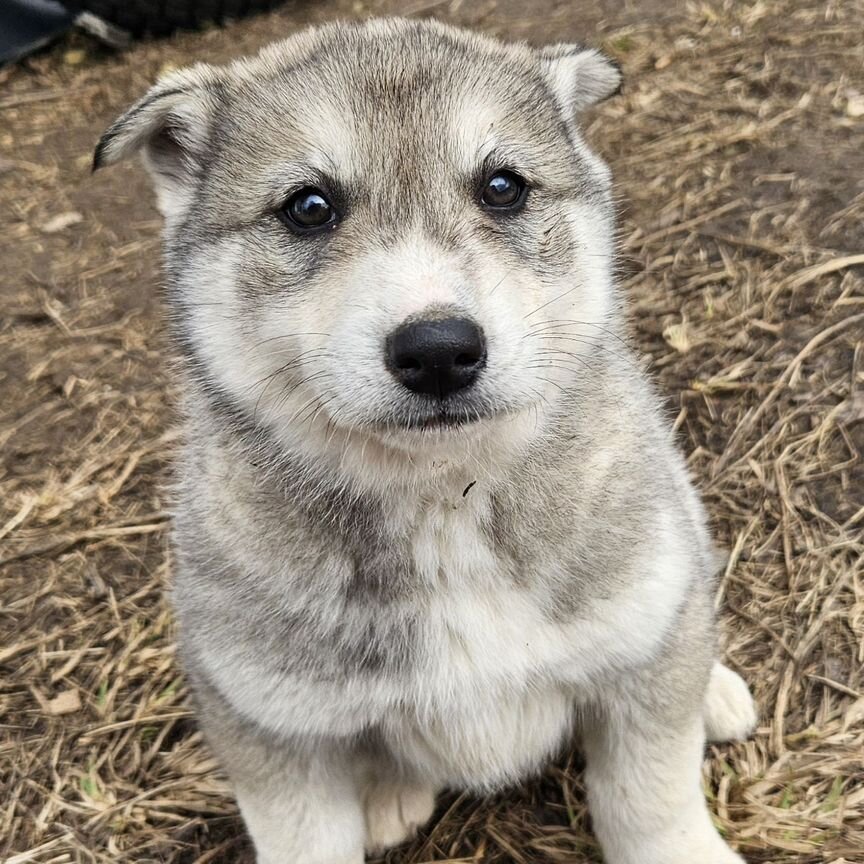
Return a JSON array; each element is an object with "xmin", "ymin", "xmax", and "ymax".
[
  {"xmin": 93, "ymin": 67, "xmax": 220, "ymax": 219},
  {"xmin": 539, "ymin": 44, "xmax": 622, "ymax": 116}
]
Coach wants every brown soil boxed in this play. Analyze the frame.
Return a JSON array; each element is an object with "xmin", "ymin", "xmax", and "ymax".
[{"xmin": 1, "ymin": 1, "xmax": 862, "ymax": 862}]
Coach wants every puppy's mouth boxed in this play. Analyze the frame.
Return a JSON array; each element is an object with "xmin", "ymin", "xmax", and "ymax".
[
  {"xmin": 410, "ymin": 408, "xmax": 486, "ymax": 431},
  {"xmin": 383, "ymin": 404, "xmax": 488, "ymax": 432},
  {"xmin": 368, "ymin": 390, "xmax": 528, "ymax": 434}
]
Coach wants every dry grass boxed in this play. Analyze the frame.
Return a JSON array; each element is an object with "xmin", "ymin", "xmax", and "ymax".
[{"xmin": 1, "ymin": 0, "xmax": 862, "ymax": 861}]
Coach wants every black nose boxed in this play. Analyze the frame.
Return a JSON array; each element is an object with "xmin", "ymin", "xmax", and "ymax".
[{"xmin": 387, "ymin": 317, "xmax": 487, "ymax": 398}]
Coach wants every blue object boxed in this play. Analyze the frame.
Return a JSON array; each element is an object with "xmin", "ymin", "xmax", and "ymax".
[{"xmin": 0, "ymin": 0, "xmax": 74, "ymax": 65}]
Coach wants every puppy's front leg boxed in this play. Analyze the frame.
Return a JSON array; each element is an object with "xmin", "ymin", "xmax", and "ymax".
[
  {"xmin": 582, "ymin": 667, "xmax": 745, "ymax": 864},
  {"xmin": 191, "ymin": 682, "xmax": 366, "ymax": 864},
  {"xmin": 232, "ymin": 744, "xmax": 366, "ymax": 864}
]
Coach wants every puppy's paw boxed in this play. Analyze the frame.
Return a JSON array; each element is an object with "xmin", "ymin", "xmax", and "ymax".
[
  {"xmin": 669, "ymin": 839, "xmax": 745, "ymax": 864},
  {"xmin": 679, "ymin": 834, "xmax": 746, "ymax": 864},
  {"xmin": 704, "ymin": 661, "xmax": 757, "ymax": 743},
  {"xmin": 363, "ymin": 782, "xmax": 436, "ymax": 853},
  {"xmin": 615, "ymin": 827, "xmax": 746, "ymax": 864}
]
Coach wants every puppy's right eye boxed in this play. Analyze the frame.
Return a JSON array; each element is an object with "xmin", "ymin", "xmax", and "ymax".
[
  {"xmin": 480, "ymin": 170, "xmax": 528, "ymax": 211},
  {"xmin": 280, "ymin": 187, "xmax": 338, "ymax": 234}
]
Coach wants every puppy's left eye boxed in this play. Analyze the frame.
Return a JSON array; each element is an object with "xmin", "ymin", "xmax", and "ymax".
[
  {"xmin": 280, "ymin": 187, "xmax": 338, "ymax": 233},
  {"xmin": 481, "ymin": 170, "xmax": 528, "ymax": 210}
]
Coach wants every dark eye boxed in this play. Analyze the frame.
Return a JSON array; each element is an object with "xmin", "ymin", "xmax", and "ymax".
[
  {"xmin": 481, "ymin": 170, "xmax": 527, "ymax": 210},
  {"xmin": 280, "ymin": 187, "xmax": 338, "ymax": 233}
]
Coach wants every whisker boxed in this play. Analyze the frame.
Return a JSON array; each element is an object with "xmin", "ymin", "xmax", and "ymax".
[
  {"xmin": 531, "ymin": 338, "xmax": 635, "ymax": 366},
  {"xmin": 487, "ymin": 269, "xmax": 514, "ymax": 298},
  {"xmin": 524, "ymin": 318, "xmax": 631, "ymax": 348},
  {"xmin": 523, "ymin": 284, "xmax": 580, "ymax": 320},
  {"xmin": 266, "ymin": 371, "xmax": 336, "ymax": 427},
  {"xmin": 245, "ymin": 332, "xmax": 333, "ymax": 354}
]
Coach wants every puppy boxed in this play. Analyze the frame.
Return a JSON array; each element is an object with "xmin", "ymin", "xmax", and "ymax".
[{"xmin": 96, "ymin": 18, "xmax": 756, "ymax": 864}]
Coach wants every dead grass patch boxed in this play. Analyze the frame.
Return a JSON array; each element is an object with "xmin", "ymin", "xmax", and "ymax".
[{"xmin": 1, "ymin": 0, "xmax": 862, "ymax": 861}]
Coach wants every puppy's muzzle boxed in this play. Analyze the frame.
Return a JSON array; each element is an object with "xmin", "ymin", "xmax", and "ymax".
[{"xmin": 386, "ymin": 317, "xmax": 486, "ymax": 399}]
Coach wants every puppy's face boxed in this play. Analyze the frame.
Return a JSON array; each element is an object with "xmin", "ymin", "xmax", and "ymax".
[{"xmin": 97, "ymin": 19, "xmax": 620, "ymax": 451}]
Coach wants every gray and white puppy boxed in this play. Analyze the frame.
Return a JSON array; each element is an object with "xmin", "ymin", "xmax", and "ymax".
[{"xmin": 96, "ymin": 18, "xmax": 757, "ymax": 864}]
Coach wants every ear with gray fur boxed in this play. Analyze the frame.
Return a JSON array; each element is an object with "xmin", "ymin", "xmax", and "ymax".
[
  {"xmin": 93, "ymin": 69, "xmax": 219, "ymax": 219},
  {"xmin": 539, "ymin": 44, "xmax": 622, "ymax": 116}
]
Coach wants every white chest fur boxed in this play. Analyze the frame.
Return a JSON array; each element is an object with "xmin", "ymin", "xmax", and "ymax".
[
  {"xmin": 405, "ymin": 490, "xmax": 686, "ymax": 690},
  {"xmin": 203, "ymin": 485, "xmax": 690, "ymax": 784},
  {"xmin": 376, "ymin": 492, "xmax": 691, "ymax": 787}
]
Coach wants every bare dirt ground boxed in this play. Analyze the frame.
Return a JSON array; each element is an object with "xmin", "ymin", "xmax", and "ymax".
[{"xmin": 1, "ymin": 0, "xmax": 862, "ymax": 862}]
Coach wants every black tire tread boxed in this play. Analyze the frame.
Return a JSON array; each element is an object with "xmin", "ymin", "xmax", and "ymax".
[{"xmin": 64, "ymin": 0, "xmax": 275, "ymax": 37}]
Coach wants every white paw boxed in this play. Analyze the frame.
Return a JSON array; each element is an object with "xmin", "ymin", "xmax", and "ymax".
[
  {"xmin": 679, "ymin": 829, "xmax": 745, "ymax": 864},
  {"xmin": 677, "ymin": 833, "xmax": 746, "ymax": 864},
  {"xmin": 363, "ymin": 782, "xmax": 436, "ymax": 853},
  {"xmin": 613, "ymin": 825, "xmax": 746, "ymax": 864},
  {"xmin": 704, "ymin": 662, "xmax": 757, "ymax": 743}
]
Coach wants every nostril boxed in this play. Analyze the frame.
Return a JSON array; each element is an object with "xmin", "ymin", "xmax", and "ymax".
[
  {"xmin": 454, "ymin": 352, "xmax": 481, "ymax": 367},
  {"xmin": 395, "ymin": 355, "xmax": 422, "ymax": 371}
]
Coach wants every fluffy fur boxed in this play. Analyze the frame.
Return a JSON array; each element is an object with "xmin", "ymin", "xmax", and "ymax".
[{"xmin": 96, "ymin": 18, "xmax": 756, "ymax": 864}]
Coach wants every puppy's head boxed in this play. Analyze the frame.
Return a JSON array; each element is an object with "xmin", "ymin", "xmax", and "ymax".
[{"xmin": 96, "ymin": 19, "xmax": 621, "ymax": 456}]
